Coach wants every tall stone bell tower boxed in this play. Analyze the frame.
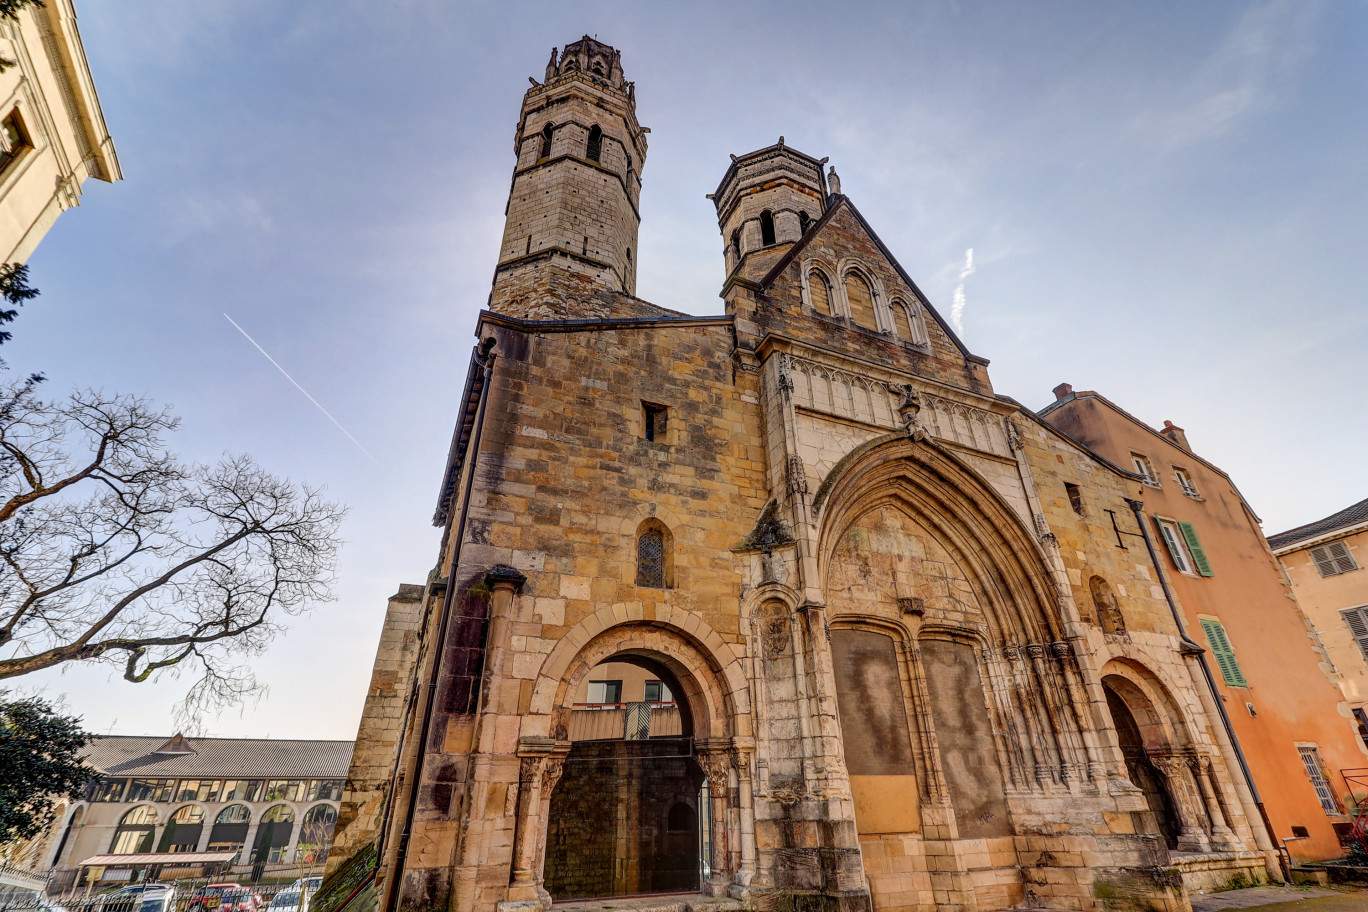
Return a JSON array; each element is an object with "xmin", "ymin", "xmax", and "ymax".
[{"xmin": 490, "ymin": 37, "xmax": 648, "ymax": 318}]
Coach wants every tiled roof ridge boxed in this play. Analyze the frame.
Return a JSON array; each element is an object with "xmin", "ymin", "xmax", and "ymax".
[{"xmin": 1268, "ymin": 496, "xmax": 1368, "ymax": 550}]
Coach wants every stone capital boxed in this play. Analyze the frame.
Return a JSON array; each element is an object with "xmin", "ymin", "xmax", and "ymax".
[{"xmin": 485, "ymin": 564, "xmax": 528, "ymax": 592}]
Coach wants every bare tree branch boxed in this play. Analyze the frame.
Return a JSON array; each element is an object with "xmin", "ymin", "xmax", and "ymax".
[{"xmin": 0, "ymin": 380, "xmax": 345, "ymax": 717}]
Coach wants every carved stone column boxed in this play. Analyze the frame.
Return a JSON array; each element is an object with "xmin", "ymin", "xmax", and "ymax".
[
  {"xmin": 696, "ymin": 743, "xmax": 733, "ymax": 896},
  {"xmin": 1191, "ymin": 754, "xmax": 1241, "ymax": 850},
  {"xmin": 1150, "ymin": 753, "xmax": 1211, "ymax": 853},
  {"xmin": 507, "ymin": 738, "xmax": 567, "ymax": 907},
  {"xmin": 733, "ymin": 744, "xmax": 758, "ymax": 888}
]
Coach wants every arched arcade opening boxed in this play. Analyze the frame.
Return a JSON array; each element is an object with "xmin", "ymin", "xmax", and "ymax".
[
  {"xmin": 545, "ymin": 653, "xmax": 704, "ymax": 900},
  {"xmin": 547, "ymin": 656, "xmax": 705, "ymax": 896}
]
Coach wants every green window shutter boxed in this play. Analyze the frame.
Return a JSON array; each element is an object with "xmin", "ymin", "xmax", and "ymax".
[
  {"xmin": 1343, "ymin": 607, "xmax": 1368, "ymax": 662},
  {"xmin": 1179, "ymin": 522, "xmax": 1214, "ymax": 576},
  {"xmin": 1200, "ymin": 618, "xmax": 1247, "ymax": 687}
]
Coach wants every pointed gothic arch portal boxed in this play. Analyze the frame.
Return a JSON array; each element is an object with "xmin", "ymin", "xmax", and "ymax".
[
  {"xmin": 546, "ymin": 653, "xmax": 704, "ymax": 901},
  {"xmin": 817, "ymin": 435, "xmax": 1103, "ymax": 905}
]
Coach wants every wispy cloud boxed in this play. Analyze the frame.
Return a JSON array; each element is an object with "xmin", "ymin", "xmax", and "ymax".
[
  {"xmin": 951, "ymin": 248, "xmax": 974, "ymax": 336},
  {"xmin": 1133, "ymin": 0, "xmax": 1321, "ymax": 151},
  {"xmin": 224, "ymin": 314, "xmax": 380, "ymax": 465}
]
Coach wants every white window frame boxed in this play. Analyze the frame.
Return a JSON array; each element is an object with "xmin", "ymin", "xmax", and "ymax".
[
  {"xmin": 1311, "ymin": 540, "xmax": 1360, "ymax": 577},
  {"xmin": 1156, "ymin": 518, "xmax": 1194, "ymax": 574},
  {"xmin": 1174, "ymin": 467, "xmax": 1200, "ymax": 498},
  {"xmin": 1132, "ymin": 453, "xmax": 1159, "ymax": 487}
]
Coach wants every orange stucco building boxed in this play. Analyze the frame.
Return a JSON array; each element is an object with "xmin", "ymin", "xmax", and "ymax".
[{"xmin": 1040, "ymin": 386, "xmax": 1365, "ymax": 863}]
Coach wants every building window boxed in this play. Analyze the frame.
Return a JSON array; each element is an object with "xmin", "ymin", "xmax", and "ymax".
[
  {"xmin": 0, "ymin": 110, "xmax": 31, "ymax": 175},
  {"xmin": 586, "ymin": 125, "xmax": 603, "ymax": 163},
  {"xmin": 798, "ymin": 211, "xmax": 811, "ymax": 234},
  {"xmin": 1298, "ymin": 746, "xmax": 1339, "ymax": 814},
  {"xmin": 1065, "ymin": 483, "xmax": 1084, "ymax": 515},
  {"xmin": 1174, "ymin": 468, "xmax": 1200, "ymax": 498},
  {"xmin": 759, "ymin": 210, "xmax": 776, "ymax": 246},
  {"xmin": 635, "ymin": 518, "xmax": 673, "ymax": 588},
  {"xmin": 306, "ymin": 779, "xmax": 345, "ymax": 802},
  {"xmin": 126, "ymin": 779, "xmax": 174, "ymax": 802},
  {"xmin": 585, "ymin": 680, "xmax": 623, "ymax": 705},
  {"xmin": 644, "ymin": 680, "xmax": 673, "ymax": 703},
  {"xmin": 808, "ymin": 269, "xmax": 832, "ymax": 315},
  {"xmin": 891, "ymin": 300, "xmax": 913, "ymax": 340},
  {"xmin": 110, "ymin": 806, "xmax": 158, "ymax": 855},
  {"xmin": 264, "ymin": 779, "xmax": 305, "ymax": 802},
  {"xmin": 1156, "ymin": 519, "xmax": 1193, "ymax": 573},
  {"xmin": 1156, "ymin": 518, "xmax": 1214, "ymax": 576},
  {"xmin": 638, "ymin": 529, "xmax": 665, "ymax": 588},
  {"xmin": 539, "ymin": 122, "xmax": 554, "ymax": 159},
  {"xmin": 1132, "ymin": 453, "xmax": 1159, "ymax": 486},
  {"xmin": 253, "ymin": 804, "xmax": 296, "ymax": 864},
  {"xmin": 220, "ymin": 779, "xmax": 261, "ymax": 802},
  {"xmin": 87, "ymin": 779, "xmax": 125, "ymax": 802},
  {"xmin": 1312, "ymin": 541, "xmax": 1359, "ymax": 577},
  {"xmin": 730, "ymin": 229, "xmax": 741, "ymax": 266},
  {"xmin": 1199, "ymin": 617, "xmax": 1247, "ymax": 687},
  {"xmin": 844, "ymin": 270, "xmax": 878, "ymax": 331},
  {"xmin": 643, "ymin": 402, "xmax": 667, "ymax": 442},
  {"xmin": 1341, "ymin": 607, "xmax": 1368, "ymax": 662},
  {"xmin": 160, "ymin": 805, "xmax": 205, "ymax": 853}
]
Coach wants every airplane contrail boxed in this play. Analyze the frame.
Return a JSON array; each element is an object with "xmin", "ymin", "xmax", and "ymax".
[{"xmin": 223, "ymin": 313, "xmax": 381, "ymax": 466}]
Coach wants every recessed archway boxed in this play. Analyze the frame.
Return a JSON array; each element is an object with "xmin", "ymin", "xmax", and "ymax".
[{"xmin": 545, "ymin": 652, "xmax": 704, "ymax": 901}]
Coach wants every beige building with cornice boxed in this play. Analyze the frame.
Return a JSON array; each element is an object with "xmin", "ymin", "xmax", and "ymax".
[{"xmin": 0, "ymin": 0, "xmax": 120, "ymax": 263}]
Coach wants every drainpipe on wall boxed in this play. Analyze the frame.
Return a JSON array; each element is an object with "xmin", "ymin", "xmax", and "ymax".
[
  {"xmin": 1126, "ymin": 500, "xmax": 1288, "ymax": 883},
  {"xmin": 380, "ymin": 337, "xmax": 499, "ymax": 912}
]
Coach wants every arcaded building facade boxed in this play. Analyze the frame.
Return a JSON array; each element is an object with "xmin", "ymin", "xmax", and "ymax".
[{"xmin": 324, "ymin": 39, "xmax": 1309, "ymax": 912}]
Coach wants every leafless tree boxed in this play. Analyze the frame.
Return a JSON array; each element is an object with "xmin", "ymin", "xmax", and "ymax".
[{"xmin": 0, "ymin": 377, "xmax": 345, "ymax": 718}]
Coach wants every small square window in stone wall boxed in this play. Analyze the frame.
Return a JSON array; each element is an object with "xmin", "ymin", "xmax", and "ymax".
[{"xmin": 637, "ymin": 532, "xmax": 664, "ymax": 588}]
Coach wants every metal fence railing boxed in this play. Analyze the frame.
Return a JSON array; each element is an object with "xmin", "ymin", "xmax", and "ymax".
[{"xmin": 0, "ymin": 863, "xmax": 327, "ymax": 912}]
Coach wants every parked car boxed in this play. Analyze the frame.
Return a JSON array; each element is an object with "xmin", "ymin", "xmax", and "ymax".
[
  {"xmin": 186, "ymin": 885, "xmax": 258, "ymax": 912},
  {"xmin": 265, "ymin": 892, "xmax": 306, "ymax": 912},
  {"xmin": 99, "ymin": 886, "xmax": 174, "ymax": 912}
]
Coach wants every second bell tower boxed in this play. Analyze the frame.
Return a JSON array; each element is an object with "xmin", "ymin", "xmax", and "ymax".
[{"xmin": 490, "ymin": 38, "xmax": 648, "ymax": 317}]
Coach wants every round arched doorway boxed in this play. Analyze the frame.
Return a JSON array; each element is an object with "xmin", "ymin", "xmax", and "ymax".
[{"xmin": 544, "ymin": 654, "xmax": 704, "ymax": 900}]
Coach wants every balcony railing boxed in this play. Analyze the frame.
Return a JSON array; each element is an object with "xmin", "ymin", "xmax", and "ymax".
[{"xmin": 568, "ymin": 701, "xmax": 683, "ymax": 741}]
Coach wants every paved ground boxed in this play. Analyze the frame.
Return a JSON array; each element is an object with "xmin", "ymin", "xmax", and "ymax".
[{"xmin": 1191, "ymin": 885, "xmax": 1367, "ymax": 912}]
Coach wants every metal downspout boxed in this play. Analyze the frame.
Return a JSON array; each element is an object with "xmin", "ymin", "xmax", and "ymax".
[
  {"xmin": 1125, "ymin": 499, "xmax": 1288, "ymax": 881},
  {"xmin": 382, "ymin": 337, "xmax": 498, "ymax": 912}
]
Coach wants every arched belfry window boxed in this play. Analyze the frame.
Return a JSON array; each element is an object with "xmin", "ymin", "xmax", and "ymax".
[
  {"xmin": 892, "ymin": 299, "xmax": 914, "ymax": 340},
  {"xmin": 798, "ymin": 211, "xmax": 811, "ymax": 235},
  {"xmin": 540, "ymin": 123, "xmax": 554, "ymax": 159},
  {"xmin": 808, "ymin": 269, "xmax": 832, "ymax": 315},
  {"xmin": 636, "ymin": 519, "xmax": 674, "ymax": 588},
  {"xmin": 845, "ymin": 270, "xmax": 878, "ymax": 330},
  {"xmin": 586, "ymin": 125, "xmax": 603, "ymax": 163},
  {"xmin": 759, "ymin": 210, "xmax": 776, "ymax": 247},
  {"xmin": 730, "ymin": 229, "xmax": 742, "ymax": 265}
]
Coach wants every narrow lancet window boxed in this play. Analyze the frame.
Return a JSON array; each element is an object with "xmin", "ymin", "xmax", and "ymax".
[
  {"xmin": 760, "ymin": 210, "xmax": 776, "ymax": 246},
  {"xmin": 540, "ymin": 122, "xmax": 554, "ymax": 158},
  {"xmin": 586, "ymin": 125, "xmax": 603, "ymax": 162}
]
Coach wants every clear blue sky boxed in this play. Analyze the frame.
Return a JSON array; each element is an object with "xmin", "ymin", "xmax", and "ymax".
[{"xmin": 12, "ymin": 0, "xmax": 1366, "ymax": 738}]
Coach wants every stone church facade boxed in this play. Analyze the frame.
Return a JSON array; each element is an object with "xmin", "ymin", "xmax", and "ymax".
[{"xmin": 324, "ymin": 38, "xmax": 1295, "ymax": 912}]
